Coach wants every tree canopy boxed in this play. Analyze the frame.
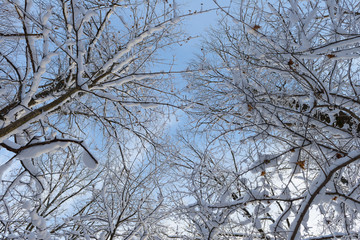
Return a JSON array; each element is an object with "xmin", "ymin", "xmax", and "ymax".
[
  {"xmin": 181, "ymin": 0, "xmax": 360, "ymax": 239},
  {"xmin": 1, "ymin": 0, "xmax": 360, "ymax": 239}
]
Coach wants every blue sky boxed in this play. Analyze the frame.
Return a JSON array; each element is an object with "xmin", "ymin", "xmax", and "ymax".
[
  {"xmin": 154, "ymin": 0, "xmax": 228, "ymax": 132},
  {"xmin": 168, "ymin": 0, "xmax": 225, "ymax": 70}
]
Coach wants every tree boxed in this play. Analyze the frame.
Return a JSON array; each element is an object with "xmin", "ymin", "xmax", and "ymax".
[
  {"xmin": 0, "ymin": 0, "xmax": 186, "ymax": 238},
  {"xmin": 0, "ymin": 0, "xmax": 181, "ymax": 159},
  {"xmin": 180, "ymin": 0, "xmax": 360, "ymax": 239}
]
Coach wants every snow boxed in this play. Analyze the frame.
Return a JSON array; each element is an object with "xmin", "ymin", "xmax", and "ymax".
[
  {"xmin": 22, "ymin": 201, "xmax": 32, "ymax": 210},
  {"xmin": 299, "ymin": 32, "xmax": 311, "ymax": 52},
  {"xmin": 341, "ymin": 196, "xmax": 360, "ymax": 210},
  {"xmin": 27, "ymin": 233, "xmax": 36, "ymax": 240},
  {"xmin": 101, "ymin": 24, "xmax": 167, "ymax": 72},
  {"xmin": 0, "ymin": 158, "xmax": 14, "ymax": 181},
  {"xmin": 83, "ymin": 10, "xmax": 97, "ymax": 23},
  {"xmin": 81, "ymin": 149, "xmax": 98, "ymax": 169},
  {"xmin": 17, "ymin": 141, "xmax": 70, "ymax": 160},
  {"xmin": 333, "ymin": 150, "xmax": 360, "ymax": 168},
  {"xmin": 28, "ymin": 210, "xmax": 50, "ymax": 239},
  {"xmin": 140, "ymin": 103, "xmax": 159, "ymax": 109},
  {"xmin": 101, "ymin": 75, "xmax": 150, "ymax": 87},
  {"xmin": 4, "ymin": 0, "xmax": 360, "ymax": 238},
  {"xmin": 250, "ymin": 153, "xmax": 280, "ymax": 173},
  {"xmin": 0, "ymin": 91, "xmax": 82, "ymax": 142},
  {"xmin": 2, "ymin": 139, "xmax": 21, "ymax": 149},
  {"xmin": 30, "ymin": 210, "xmax": 47, "ymax": 229},
  {"xmin": 41, "ymin": 6, "xmax": 52, "ymax": 25},
  {"xmin": 67, "ymin": 24, "xmax": 73, "ymax": 33},
  {"xmin": 312, "ymin": 36, "xmax": 360, "ymax": 55},
  {"xmin": 3, "ymin": 105, "xmax": 26, "ymax": 125},
  {"xmin": 21, "ymin": 52, "xmax": 58, "ymax": 106},
  {"xmin": 245, "ymin": 25, "xmax": 261, "ymax": 37},
  {"xmin": 21, "ymin": 159, "xmax": 40, "ymax": 176},
  {"xmin": 287, "ymin": 151, "xmax": 360, "ymax": 239},
  {"xmin": 122, "ymin": 102, "xmax": 141, "ymax": 107},
  {"xmin": 303, "ymin": 7, "xmax": 318, "ymax": 30},
  {"xmin": 13, "ymin": 139, "xmax": 99, "ymax": 171},
  {"xmin": 288, "ymin": 11, "xmax": 300, "ymax": 28},
  {"xmin": 89, "ymin": 10, "xmax": 113, "ymax": 53},
  {"xmin": 289, "ymin": 149, "xmax": 300, "ymax": 164}
]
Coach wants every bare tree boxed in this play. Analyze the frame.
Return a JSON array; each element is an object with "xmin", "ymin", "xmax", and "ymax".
[
  {"xmin": 1, "ymin": 141, "xmax": 173, "ymax": 239},
  {"xmin": 0, "ymin": 0, "xmax": 189, "ymax": 238},
  {"xmin": 180, "ymin": 0, "xmax": 360, "ymax": 239},
  {"xmin": 0, "ymin": 0, "xmax": 182, "ymax": 160}
]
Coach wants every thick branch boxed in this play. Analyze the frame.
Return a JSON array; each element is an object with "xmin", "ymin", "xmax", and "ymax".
[
  {"xmin": 289, "ymin": 153, "xmax": 360, "ymax": 240},
  {"xmin": 0, "ymin": 88, "xmax": 79, "ymax": 142}
]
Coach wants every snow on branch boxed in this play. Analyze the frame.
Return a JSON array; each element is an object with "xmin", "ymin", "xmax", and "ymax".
[
  {"xmin": 288, "ymin": 151, "xmax": 360, "ymax": 240},
  {"xmin": 15, "ymin": 138, "xmax": 98, "ymax": 169}
]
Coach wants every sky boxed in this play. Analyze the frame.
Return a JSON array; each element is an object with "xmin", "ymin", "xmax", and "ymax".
[
  {"xmin": 153, "ymin": 0, "xmax": 229, "ymax": 133},
  {"xmin": 0, "ymin": 0, "xmax": 230, "ymax": 169},
  {"xmin": 0, "ymin": 0, "xmax": 226, "ymax": 165},
  {"xmin": 166, "ymin": 0, "xmax": 226, "ymax": 71}
]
